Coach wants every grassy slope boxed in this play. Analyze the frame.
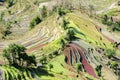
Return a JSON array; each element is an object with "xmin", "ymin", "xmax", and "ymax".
[
  {"xmin": 66, "ymin": 13, "xmax": 113, "ymax": 49},
  {"xmin": 33, "ymin": 12, "xmax": 114, "ymax": 80}
]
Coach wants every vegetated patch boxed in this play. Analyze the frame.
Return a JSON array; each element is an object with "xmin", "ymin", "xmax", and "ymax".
[{"xmin": 29, "ymin": 16, "xmax": 42, "ymax": 29}]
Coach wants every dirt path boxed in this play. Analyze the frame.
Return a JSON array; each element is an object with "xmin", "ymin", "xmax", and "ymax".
[
  {"xmin": 102, "ymin": 66, "xmax": 118, "ymax": 80},
  {"xmin": 96, "ymin": 2, "xmax": 117, "ymax": 14}
]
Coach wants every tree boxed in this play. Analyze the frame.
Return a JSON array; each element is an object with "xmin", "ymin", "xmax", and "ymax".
[
  {"xmin": 2, "ymin": 43, "xmax": 36, "ymax": 68},
  {"xmin": 110, "ymin": 61, "xmax": 118, "ymax": 69},
  {"xmin": 66, "ymin": 28, "xmax": 76, "ymax": 42},
  {"xmin": 62, "ymin": 19, "xmax": 69, "ymax": 30},
  {"xmin": 76, "ymin": 63, "xmax": 82, "ymax": 73},
  {"xmin": 53, "ymin": 50, "xmax": 58, "ymax": 56},
  {"xmin": 95, "ymin": 65, "xmax": 102, "ymax": 77},
  {"xmin": 60, "ymin": 39, "xmax": 66, "ymax": 50},
  {"xmin": 29, "ymin": 16, "xmax": 42, "ymax": 29},
  {"xmin": 57, "ymin": 7, "xmax": 66, "ymax": 16},
  {"xmin": 102, "ymin": 15, "xmax": 109, "ymax": 24},
  {"xmin": 48, "ymin": 64, "xmax": 53, "ymax": 71},
  {"xmin": 106, "ymin": 49, "xmax": 116, "ymax": 59}
]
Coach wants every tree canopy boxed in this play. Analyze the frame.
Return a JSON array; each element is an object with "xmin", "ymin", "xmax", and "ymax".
[{"xmin": 2, "ymin": 43, "xmax": 36, "ymax": 68}]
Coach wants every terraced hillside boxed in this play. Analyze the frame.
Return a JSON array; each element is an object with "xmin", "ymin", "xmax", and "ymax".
[{"xmin": 0, "ymin": 0, "xmax": 120, "ymax": 80}]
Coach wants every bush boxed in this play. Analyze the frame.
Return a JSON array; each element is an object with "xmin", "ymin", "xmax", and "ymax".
[
  {"xmin": 76, "ymin": 63, "xmax": 83, "ymax": 73},
  {"xmin": 53, "ymin": 51, "xmax": 58, "ymax": 56},
  {"xmin": 29, "ymin": 16, "xmax": 42, "ymax": 29},
  {"xmin": 6, "ymin": 0, "xmax": 14, "ymax": 8},
  {"xmin": 57, "ymin": 7, "xmax": 70, "ymax": 16},
  {"xmin": 106, "ymin": 49, "xmax": 116, "ymax": 59},
  {"xmin": 48, "ymin": 64, "xmax": 53, "ymax": 71},
  {"xmin": 95, "ymin": 65, "xmax": 102, "ymax": 77},
  {"xmin": 110, "ymin": 61, "xmax": 118, "ymax": 69}
]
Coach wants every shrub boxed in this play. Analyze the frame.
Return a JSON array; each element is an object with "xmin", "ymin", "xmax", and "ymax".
[
  {"xmin": 6, "ymin": 0, "xmax": 14, "ymax": 8},
  {"xmin": 48, "ymin": 64, "xmax": 53, "ymax": 71},
  {"xmin": 76, "ymin": 63, "xmax": 83, "ymax": 73},
  {"xmin": 2, "ymin": 43, "xmax": 36, "ymax": 68},
  {"xmin": 110, "ymin": 61, "xmax": 118, "ymax": 69},
  {"xmin": 53, "ymin": 51, "xmax": 58, "ymax": 56},
  {"xmin": 106, "ymin": 49, "xmax": 116, "ymax": 59},
  {"xmin": 95, "ymin": 65, "xmax": 102, "ymax": 77},
  {"xmin": 29, "ymin": 16, "xmax": 42, "ymax": 29},
  {"xmin": 57, "ymin": 7, "xmax": 70, "ymax": 16}
]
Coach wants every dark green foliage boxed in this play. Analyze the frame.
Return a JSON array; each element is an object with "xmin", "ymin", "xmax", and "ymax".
[
  {"xmin": 102, "ymin": 14, "xmax": 109, "ymax": 24},
  {"xmin": 62, "ymin": 19, "xmax": 69, "ymax": 30},
  {"xmin": 65, "ymin": 28, "xmax": 76, "ymax": 42},
  {"xmin": 60, "ymin": 39, "xmax": 66, "ymax": 50},
  {"xmin": 106, "ymin": 49, "xmax": 116, "ymax": 59},
  {"xmin": 48, "ymin": 54, "xmax": 53, "ymax": 59},
  {"xmin": 57, "ymin": 7, "xmax": 71, "ymax": 17},
  {"xmin": 53, "ymin": 50, "xmax": 58, "ymax": 56},
  {"xmin": 1, "ymin": 21, "xmax": 12, "ymax": 38},
  {"xmin": 62, "ymin": 19, "xmax": 78, "ymax": 42},
  {"xmin": 110, "ymin": 61, "xmax": 118, "ymax": 69},
  {"xmin": 2, "ymin": 43, "xmax": 36, "ymax": 68},
  {"xmin": 39, "ymin": 55, "xmax": 47, "ymax": 64},
  {"xmin": 95, "ymin": 65, "xmax": 102, "ymax": 77},
  {"xmin": 48, "ymin": 64, "xmax": 53, "ymax": 71},
  {"xmin": 101, "ymin": 15, "xmax": 120, "ymax": 32},
  {"xmin": 3, "ymin": 29, "xmax": 11, "ymax": 37},
  {"xmin": 30, "ymin": 16, "xmax": 42, "ymax": 29},
  {"xmin": 6, "ymin": 0, "xmax": 14, "ymax": 8},
  {"xmin": 112, "ymin": 21, "xmax": 120, "ymax": 31},
  {"xmin": 76, "ymin": 63, "xmax": 82, "ymax": 73},
  {"xmin": 57, "ymin": 7, "xmax": 66, "ymax": 16}
]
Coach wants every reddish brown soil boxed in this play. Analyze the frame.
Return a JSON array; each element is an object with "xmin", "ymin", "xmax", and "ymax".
[
  {"xmin": 26, "ymin": 43, "xmax": 48, "ymax": 53},
  {"xmin": 64, "ymin": 43, "xmax": 98, "ymax": 78}
]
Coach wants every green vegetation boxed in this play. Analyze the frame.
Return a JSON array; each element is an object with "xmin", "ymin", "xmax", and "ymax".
[
  {"xmin": 106, "ymin": 49, "xmax": 116, "ymax": 59},
  {"xmin": 95, "ymin": 65, "xmax": 102, "ymax": 77},
  {"xmin": 6, "ymin": 0, "xmax": 15, "ymax": 8},
  {"xmin": 0, "ymin": 0, "xmax": 119, "ymax": 80},
  {"xmin": 102, "ymin": 14, "xmax": 120, "ymax": 31},
  {"xmin": 30, "ymin": 16, "xmax": 42, "ymax": 29},
  {"xmin": 76, "ymin": 63, "xmax": 83, "ymax": 73},
  {"xmin": 48, "ymin": 64, "xmax": 53, "ymax": 71},
  {"xmin": 2, "ymin": 43, "xmax": 36, "ymax": 68},
  {"xmin": 110, "ymin": 61, "xmax": 118, "ymax": 70}
]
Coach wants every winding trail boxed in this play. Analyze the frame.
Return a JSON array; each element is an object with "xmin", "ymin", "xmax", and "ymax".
[{"xmin": 96, "ymin": 2, "xmax": 117, "ymax": 14}]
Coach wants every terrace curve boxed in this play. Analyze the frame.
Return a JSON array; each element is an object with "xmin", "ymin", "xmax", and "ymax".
[{"xmin": 64, "ymin": 42, "xmax": 98, "ymax": 78}]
